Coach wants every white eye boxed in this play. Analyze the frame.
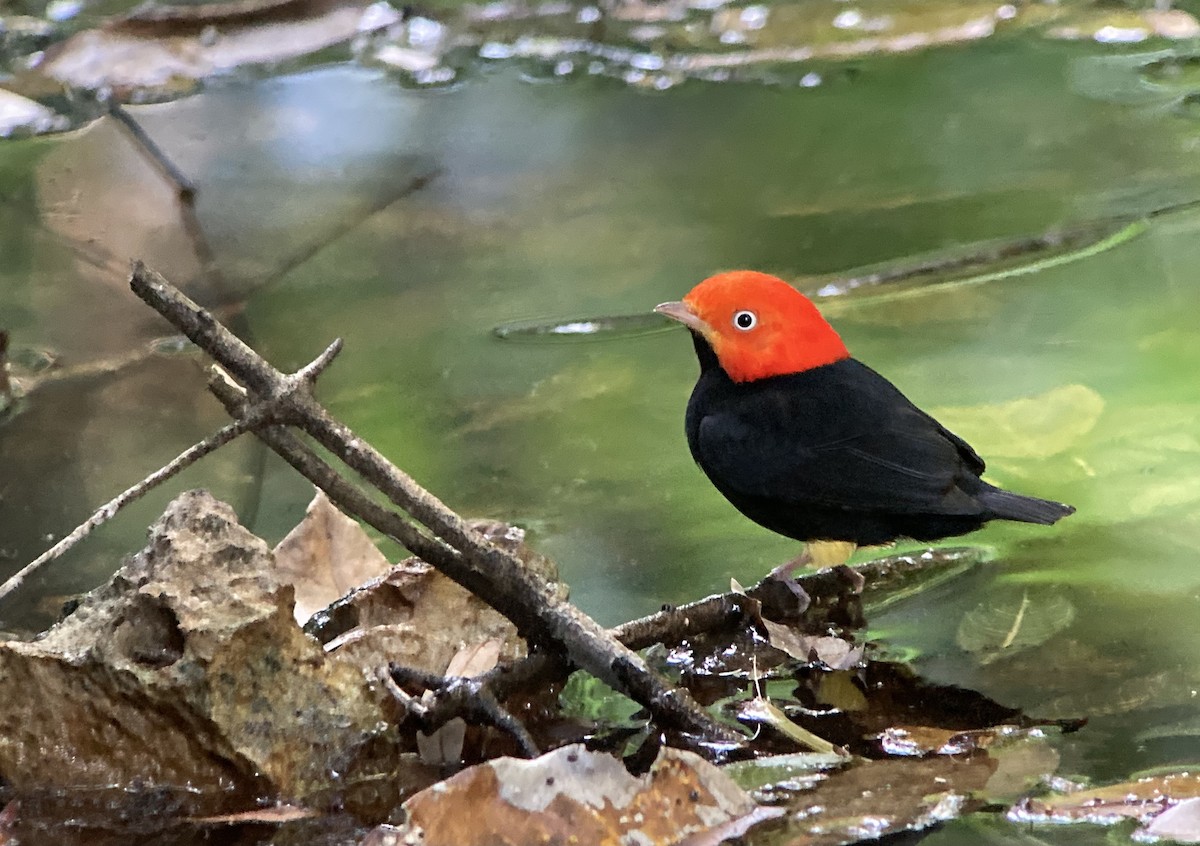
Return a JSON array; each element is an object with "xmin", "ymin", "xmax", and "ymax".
[{"xmin": 733, "ymin": 310, "xmax": 757, "ymax": 331}]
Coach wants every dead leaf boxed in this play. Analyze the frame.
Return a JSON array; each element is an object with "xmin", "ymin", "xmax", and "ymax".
[
  {"xmin": 1011, "ymin": 772, "xmax": 1200, "ymax": 825},
  {"xmin": 312, "ymin": 520, "xmax": 564, "ymax": 678},
  {"xmin": 274, "ymin": 489, "xmax": 393, "ymax": 624},
  {"xmin": 0, "ymin": 800, "xmax": 16, "ymax": 840},
  {"xmin": 760, "ymin": 618, "xmax": 864, "ymax": 670},
  {"xmin": 956, "ymin": 590, "xmax": 1075, "ymax": 664},
  {"xmin": 416, "ymin": 717, "xmax": 466, "ymax": 767},
  {"xmin": 412, "ymin": 641, "xmax": 501, "ymax": 766},
  {"xmin": 190, "ymin": 804, "xmax": 317, "ymax": 824},
  {"xmin": 775, "ymin": 755, "xmax": 995, "ymax": 846},
  {"xmin": 444, "ymin": 639, "xmax": 502, "ymax": 679},
  {"xmin": 1140, "ymin": 795, "xmax": 1200, "ymax": 842},
  {"xmin": 398, "ymin": 744, "xmax": 781, "ymax": 846}
]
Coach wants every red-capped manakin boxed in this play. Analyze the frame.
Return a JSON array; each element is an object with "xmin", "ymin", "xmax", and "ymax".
[{"xmin": 656, "ymin": 270, "xmax": 1074, "ymax": 587}]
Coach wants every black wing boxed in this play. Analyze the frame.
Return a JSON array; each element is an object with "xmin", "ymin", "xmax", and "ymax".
[{"xmin": 690, "ymin": 359, "xmax": 986, "ymax": 516}]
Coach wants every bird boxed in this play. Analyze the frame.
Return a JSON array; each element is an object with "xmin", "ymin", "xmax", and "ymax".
[{"xmin": 654, "ymin": 270, "xmax": 1074, "ymax": 590}]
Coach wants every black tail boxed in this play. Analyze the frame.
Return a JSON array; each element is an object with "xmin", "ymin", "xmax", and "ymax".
[{"xmin": 978, "ymin": 487, "xmax": 1075, "ymax": 525}]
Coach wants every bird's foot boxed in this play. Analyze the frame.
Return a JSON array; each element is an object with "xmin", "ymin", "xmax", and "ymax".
[
  {"xmin": 767, "ymin": 552, "xmax": 813, "ymax": 609},
  {"xmin": 769, "ymin": 550, "xmax": 812, "ymax": 581}
]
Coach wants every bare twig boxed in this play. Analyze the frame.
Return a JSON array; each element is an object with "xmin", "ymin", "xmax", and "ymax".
[
  {"xmin": 0, "ymin": 331, "xmax": 11, "ymax": 409},
  {"xmin": 0, "ymin": 412, "xmax": 264, "ymax": 605},
  {"xmin": 131, "ymin": 262, "xmax": 741, "ymax": 745},
  {"xmin": 390, "ymin": 664, "xmax": 542, "ymax": 758},
  {"xmin": 108, "ymin": 102, "xmax": 198, "ymax": 202}
]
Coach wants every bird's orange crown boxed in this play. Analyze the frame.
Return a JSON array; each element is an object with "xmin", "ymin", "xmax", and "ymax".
[{"xmin": 656, "ymin": 271, "xmax": 849, "ymax": 383}]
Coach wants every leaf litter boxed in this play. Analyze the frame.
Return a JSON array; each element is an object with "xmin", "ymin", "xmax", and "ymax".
[{"xmin": 0, "ymin": 488, "xmax": 1135, "ymax": 846}]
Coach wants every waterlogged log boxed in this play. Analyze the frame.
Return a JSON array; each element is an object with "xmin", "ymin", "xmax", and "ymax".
[{"xmin": 0, "ymin": 491, "xmax": 394, "ymax": 813}]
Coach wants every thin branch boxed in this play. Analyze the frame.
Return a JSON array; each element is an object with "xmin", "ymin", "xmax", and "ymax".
[
  {"xmin": 119, "ymin": 266, "xmax": 739, "ymax": 744},
  {"xmin": 108, "ymin": 102, "xmax": 198, "ymax": 202},
  {"xmin": 389, "ymin": 664, "xmax": 541, "ymax": 758},
  {"xmin": 0, "ymin": 412, "xmax": 261, "ymax": 605},
  {"xmin": 0, "ymin": 330, "xmax": 11, "ymax": 403}
]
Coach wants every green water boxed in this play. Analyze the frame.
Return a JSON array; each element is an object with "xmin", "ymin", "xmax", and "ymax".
[{"xmin": 4, "ymin": 32, "xmax": 1200, "ymax": 840}]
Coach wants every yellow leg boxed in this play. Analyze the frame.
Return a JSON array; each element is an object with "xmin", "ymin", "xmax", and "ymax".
[{"xmin": 773, "ymin": 541, "xmax": 863, "ymax": 593}]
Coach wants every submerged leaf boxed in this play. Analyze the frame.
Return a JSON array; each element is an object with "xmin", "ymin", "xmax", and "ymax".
[
  {"xmin": 36, "ymin": 0, "xmax": 394, "ymax": 98},
  {"xmin": 876, "ymin": 725, "xmax": 1046, "ymax": 758},
  {"xmin": 956, "ymin": 591, "xmax": 1075, "ymax": 663},
  {"xmin": 493, "ymin": 312, "xmax": 673, "ymax": 342},
  {"xmin": 933, "ymin": 384, "xmax": 1104, "ymax": 460},
  {"xmin": 1010, "ymin": 771, "xmax": 1200, "ymax": 825}
]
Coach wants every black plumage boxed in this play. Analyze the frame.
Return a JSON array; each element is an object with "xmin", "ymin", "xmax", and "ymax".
[{"xmin": 684, "ymin": 332, "xmax": 1075, "ymax": 547}]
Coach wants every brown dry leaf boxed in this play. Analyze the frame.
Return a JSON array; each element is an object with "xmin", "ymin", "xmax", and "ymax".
[
  {"xmin": 443, "ymin": 639, "xmax": 502, "ymax": 678},
  {"xmin": 396, "ymin": 744, "xmax": 781, "ymax": 846},
  {"xmin": 274, "ymin": 489, "xmax": 393, "ymax": 624},
  {"xmin": 0, "ymin": 801, "xmax": 16, "ymax": 844},
  {"xmin": 314, "ymin": 520, "xmax": 564, "ymax": 677},
  {"xmin": 35, "ymin": 0, "xmax": 398, "ymax": 98},
  {"xmin": 416, "ymin": 718, "xmax": 466, "ymax": 767},
  {"xmin": 761, "ymin": 618, "xmax": 864, "ymax": 670},
  {"xmin": 414, "ymin": 641, "xmax": 501, "ymax": 766},
  {"xmin": 1010, "ymin": 771, "xmax": 1200, "ymax": 825}
]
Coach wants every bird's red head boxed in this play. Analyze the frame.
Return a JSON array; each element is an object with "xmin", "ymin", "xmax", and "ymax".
[{"xmin": 655, "ymin": 271, "xmax": 849, "ymax": 383}]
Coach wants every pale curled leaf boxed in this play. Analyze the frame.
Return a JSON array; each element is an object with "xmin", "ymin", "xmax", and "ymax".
[
  {"xmin": 417, "ymin": 718, "xmax": 466, "ymax": 767},
  {"xmin": 274, "ymin": 489, "xmax": 393, "ymax": 624},
  {"xmin": 413, "ymin": 641, "xmax": 499, "ymax": 766},
  {"xmin": 738, "ymin": 697, "xmax": 843, "ymax": 755},
  {"xmin": 315, "ymin": 520, "xmax": 561, "ymax": 678},
  {"xmin": 189, "ymin": 804, "xmax": 317, "ymax": 825},
  {"xmin": 444, "ymin": 639, "xmax": 502, "ymax": 679}
]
